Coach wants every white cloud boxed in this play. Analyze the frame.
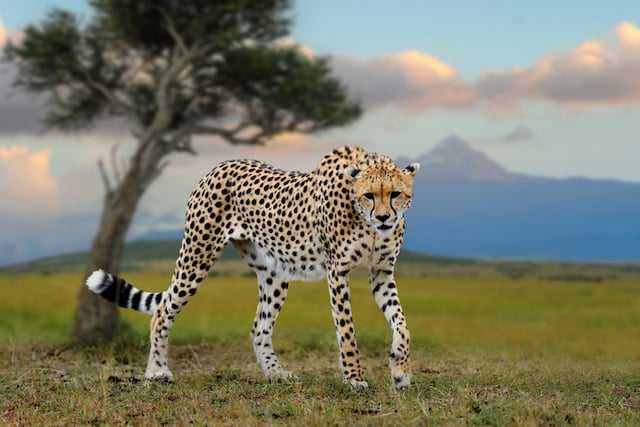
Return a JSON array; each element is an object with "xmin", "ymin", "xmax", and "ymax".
[
  {"xmin": 617, "ymin": 21, "xmax": 640, "ymax": 47},
  {"xmin": 476, "ymin": 22, "xmax": 640, "ymax": 111},
  {"xmin": 0, "ymin": 16, "xmax": 24, "ymax": 47},
  {"xmin": 476, "ymin": 125, "xmax": 536, "ymax": 144},
  {"xmin": 502, "ymin": 125, "xmax": 535, "ymax": 142},
  {"xmin": 0, "ymin": 17, "xmax": 6, "ymax": 46},
  {"xmin": 0, "ymin": 145, "xmax": 60, "ymax": 214},
  {"xmin": 331, "ymin": 50, "xmax": 475, "ymax": 112},
  {"xmin": 328, "ymin": 21, "xmax": 640, "ymax": 115},
  {"xmin": 0, "ymin": 19, "xmax": 48, "ymax": 136},
  {"xmin": 275, "ymin": 37, "xmax": 315, "ymax": 59}
]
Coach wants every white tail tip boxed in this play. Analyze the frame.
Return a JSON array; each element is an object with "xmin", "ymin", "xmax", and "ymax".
[{"xmin": 86, "ymin": 269, "xmax": 108, "ymax": 293}]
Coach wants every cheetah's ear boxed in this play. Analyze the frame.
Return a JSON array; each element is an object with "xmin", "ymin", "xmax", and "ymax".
[
  {"xmin": 403, "ymin": 163, "xmax": 420, "ymax": 177},
  {"xmin": 345, "ymin": 166, "xmax": 361, "ymax": 179}
]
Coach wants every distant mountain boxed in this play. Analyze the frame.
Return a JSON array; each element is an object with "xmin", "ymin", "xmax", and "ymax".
[
  {"xmin": 137, "ymin": 137, "xmax": 640, "ymax": 263},
  {"xmin": 397, "ymin": 136, "xmax": 518, "ymax": 182},
  {"xmin": 402, "ymin": 136, "xmax": 640, "ymax": 262}
]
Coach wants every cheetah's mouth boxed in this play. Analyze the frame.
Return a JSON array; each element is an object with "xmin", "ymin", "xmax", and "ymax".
[{"xmin": 377, "ymin": 224, "xmax": 393, "ymax": 231}]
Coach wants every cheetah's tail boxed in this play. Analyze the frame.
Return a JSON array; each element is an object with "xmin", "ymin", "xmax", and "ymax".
[{"xmin": 86, "ymin": 270, "xmax": 164, "ymax": 315}]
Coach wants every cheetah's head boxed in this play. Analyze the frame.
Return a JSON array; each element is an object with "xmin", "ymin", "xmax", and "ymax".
[{"xmin": 346, "ymin": 161, "xmax": 420, "ymax": 235}]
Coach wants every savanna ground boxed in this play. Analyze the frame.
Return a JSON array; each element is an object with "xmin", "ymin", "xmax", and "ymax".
[{"xmin": 2, "ymin": 265, "xmax": 640, "ymax": 425}]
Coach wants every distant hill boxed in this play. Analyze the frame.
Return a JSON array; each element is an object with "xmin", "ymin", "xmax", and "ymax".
[
  {"xmin": 3, "ymin": 239, "xmax": 639, "ymax": 282},
  {"xmin": 0, "ymin": 240, "xmax": 179, "ymax": 274},
  {"xmin": 0, "ymin": 240, "xmax": 230, "ymax": 274},
  {"xmin": 0, "ymin": 239, "xmax": 450, "ymax": 275}
]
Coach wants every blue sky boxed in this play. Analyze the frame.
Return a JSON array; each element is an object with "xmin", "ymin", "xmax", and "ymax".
[
  {"xmin": 1, "ymin": 1, "xmax": 639, "ymax": 264},
  {"xmin": 292, "ymin": 1, "xmax": 638, "ymax": 76}
]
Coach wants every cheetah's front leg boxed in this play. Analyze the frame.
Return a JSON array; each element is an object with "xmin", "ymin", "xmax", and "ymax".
[
  {"xmin": 327, "ymin": 267, "xmax": 368, "ymax": 390},
  {"xmin": 369, "ymin": 268, "xmax": 411, "ymax": 390}
]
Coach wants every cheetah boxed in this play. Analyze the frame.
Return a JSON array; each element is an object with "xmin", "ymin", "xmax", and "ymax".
[{"xmin": 86, "ymin": 146, "xmax": 420, "ymax": 390}]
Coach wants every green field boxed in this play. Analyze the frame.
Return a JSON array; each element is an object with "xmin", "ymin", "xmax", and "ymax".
[{"xmin": 2, "ymin": 268, "xmax": 640, "ymax": 425}]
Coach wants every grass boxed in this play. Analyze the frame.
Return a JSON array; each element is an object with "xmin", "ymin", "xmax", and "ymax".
[
  {"xmin": 2, "ymin": 270, "xmax": 640, "ymax": 425},
  {"xmin": 4, "ymin": 341, "xmax": 640, "ymax": 425}
]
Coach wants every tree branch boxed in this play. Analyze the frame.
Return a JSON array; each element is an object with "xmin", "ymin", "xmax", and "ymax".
[
  {"xmin": 157, "ymin": 8, "xmax": 189, "ymax": 56},
  {"xmin": 156, "ymin": 131, "xmax": 198, "ymax": 155},
  {"xmin": 145, "ymin": 41, "xmax": 222, "ymax": 143},
  {"xmin": 75, "ymin": 66, "xmax": 142, "ymax": 129},
  {"xmin": 97, "ymin": 158, "xmax": 112, "ymax": 194},
  {"xmin": 172, "ymin": 136, "xmax": 197, "ymax": 155},
  {"xmin": 110, "ymin": 142, "xmax": 122, "ymax": 186}
]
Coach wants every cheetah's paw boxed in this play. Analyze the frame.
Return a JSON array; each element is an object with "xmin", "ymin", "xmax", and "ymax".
[
  {"xmin": 145, "ymin": 366, "xmax": 174, "ymax": 383},
  {"xmin": 347, "ymin": 378, "xmax": 369, "ymax": 390},
  {"xmin": 268, "ymin": 369, "xmax": 299, "ymax": 383}
]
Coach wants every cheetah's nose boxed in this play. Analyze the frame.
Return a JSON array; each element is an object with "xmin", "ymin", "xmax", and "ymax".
[{"xmin": 376, "ymin": 214, "xmax": 390, "ymax": 222}]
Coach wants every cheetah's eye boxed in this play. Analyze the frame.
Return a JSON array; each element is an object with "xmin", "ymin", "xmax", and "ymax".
[
  {"xmin": 390, "ymin": 191, "xmax": 401, "ymax": 199},
  {"xmin": 363, "ymin": 192, "xmax": 374, "ymax": 200}
]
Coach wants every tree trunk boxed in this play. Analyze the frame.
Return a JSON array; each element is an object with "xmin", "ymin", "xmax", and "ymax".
[{"xmin": 71, "ymin": 162, "xmax": 149, "ymax": 343}]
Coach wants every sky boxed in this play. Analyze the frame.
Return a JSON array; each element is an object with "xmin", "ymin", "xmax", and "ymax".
[{"xmin": 1, "ymin": 1, "xmax": 640, "ymax": 265}]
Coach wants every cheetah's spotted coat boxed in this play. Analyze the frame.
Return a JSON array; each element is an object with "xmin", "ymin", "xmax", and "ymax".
[{"xmin": 87, "ymin": 146, "xmax": 420, "ymax": 389}]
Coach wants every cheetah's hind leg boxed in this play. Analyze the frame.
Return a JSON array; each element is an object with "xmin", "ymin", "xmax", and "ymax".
[{"xmin": 233, "ymin": 240, "xmax": 297, "ymax": 381}]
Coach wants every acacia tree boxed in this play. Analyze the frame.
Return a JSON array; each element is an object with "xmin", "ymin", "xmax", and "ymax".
[{"xmin": 5, "ymin": 0, "xmax": 361, "ymax": 343}]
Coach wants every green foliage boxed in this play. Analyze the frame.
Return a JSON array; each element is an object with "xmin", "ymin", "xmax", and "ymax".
[
  {"xmin": 218, "ymin": 46, "xmax": 361, "ymax": 133},
  {"xmin": 4, "ymin": 9, "xmax": 123, "ymax": 130},
  {"xmin": 4, "ymin": 0, "xmax": 361, "ymax": 140},
  {"xmin": 91, "ymin": 0, "xmax": 291, "ymax": 53}
]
